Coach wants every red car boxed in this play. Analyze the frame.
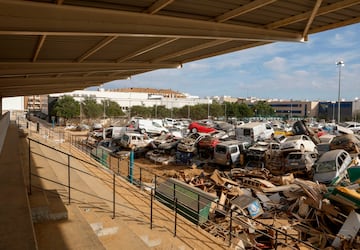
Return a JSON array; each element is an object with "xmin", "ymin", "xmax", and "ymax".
[
  {"xmin": 188, "ymin": 122, "xmax": 216, "ymax": 133},
  {"xmin": 197, "ymin": 135, "xmax": 220, "ymax": 149}
]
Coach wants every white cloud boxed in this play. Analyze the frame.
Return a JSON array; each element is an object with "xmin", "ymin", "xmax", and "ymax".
[{"xmin": 263, "ymin": 57, "xmax": 287, "ymax": 71}]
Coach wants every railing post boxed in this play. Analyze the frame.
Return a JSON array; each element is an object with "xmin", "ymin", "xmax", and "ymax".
[
  {"xmin": 109, "ymin": 154, "xmax": 112, "ymax": 170},
  {"xmin": 150, "ymin": 188, "xmax": 153, "ymax": 229},
  {"xmin": 154, "ymin": 175, "xmax": 157, "ymax": 194},
  {"xmin": 174, "ymin": 197, "xmax": 178, "ymax": 237},
  {"xmin": 173, "ymin": 183, "xmax": 176, "ymax": 200},
  {"xmin": 197, "ymin": 195, "xmax": 200, "ymax": 226},
  {"xmin": 102, "ymin": 148, "xmax": 104, "ymax": 165},
  {"xmin": 139, "ymin": 168, "xmax": 142, "ymax": 189},
  {"xmin": 28, "ymin": 139, "xmax": 32, "ymax": 195},
  {"xmin": 112, "ymin": 173, "xmax": 115, "ymax": 219},
  {"xmin": 67, "ymin": 154, "xmax": 71, "ymax": 204},
  {"xmin": 229, "ymin": 209, "xmax": 233, "ymax": 246},
  {"xmin": 117, "ymin": 157, "xmax": 120, "ymax": 175}
]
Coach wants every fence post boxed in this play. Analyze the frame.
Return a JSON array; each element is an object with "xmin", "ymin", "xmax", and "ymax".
[
  {"xmin": 67, "ymin": 155, "xmax": 71, "ymax": 204},
  {"xmin": 150, "ymin": 188, "xmax": 153, "ymax": 229},
  {"xmin": 129, "ymin": 148, "xmax": 134, "ymax": 183},
  {"xmin": 174, "ymin": 197, "xmax": 178, "ymax": 237},
  {"xmin": 112, "ymin": 173, "xmax": 115, "ymax": 219},
  {"xmin": 28, "ymin": 139, "xmax": 32, "ymax": 195}
]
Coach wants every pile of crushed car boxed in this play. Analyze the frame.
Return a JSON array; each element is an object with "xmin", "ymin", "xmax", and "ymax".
[{"xmin": 82, "ymin": 118, "xmax": 360, "ymax": 249}]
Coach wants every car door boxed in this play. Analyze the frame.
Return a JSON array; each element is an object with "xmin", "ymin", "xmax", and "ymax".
[
  {"xmin": 337, "ymin": 151, "xmax": 351, "ymax": 177},
  {"xmin": 229, "ymin": 145, "xmax": 240, "ymax": 164}
]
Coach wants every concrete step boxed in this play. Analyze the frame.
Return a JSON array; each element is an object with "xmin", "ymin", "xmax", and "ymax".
[
  {"xmin": 45, "ymin": 189, "xmax": 68, "ymax": 221},
  {"xmin": 30, "ymin": 189, "xmax": 68, "ymax": 223}
]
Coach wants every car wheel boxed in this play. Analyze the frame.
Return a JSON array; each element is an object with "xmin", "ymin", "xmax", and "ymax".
[
  {"xmin": 191, "ymin": 128, "xmax": 198, "ymax": 133},
  {"xmin": 300, "ymin": 144, "xmax": 305, "ymax": 153},
  {"xmin": 140, "ymin": 129, "xmax": 146, "ymax": 134}
]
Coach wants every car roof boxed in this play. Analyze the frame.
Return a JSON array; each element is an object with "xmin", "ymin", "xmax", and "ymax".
[
  {"xmin": 216, "ymin": 140, "xmax": 246, "ymax": 146},
  {"xmin": 317, "ymin": 149, "xmax": 348, "ymax": 162}
]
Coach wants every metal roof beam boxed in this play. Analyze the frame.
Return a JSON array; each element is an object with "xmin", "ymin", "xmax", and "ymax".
[
  {"xmin": 266, "ymin": 0, "xmax": 360, "ymax": 29},
  {"xmin": 0, "ymin": 84, "xmax": 100, "ymax": 97},
  {"xmin": 0, "ymin": 62, "xmax": 179, "ymax": 76},
  {"xmin": 32, "ymin": 35, "xmax": 46, "ymax": 62},
  {"xmin": 152, "ymin": 39, "xmax": 232, "ymax": 63},
  {"xmin": 0, "ymin": 1, "xmax": 303, "ymax": 42},
  {"xmin": 182, "ymin": 41, "xmax": 270, "ymax": 64},
  {"xmin": 116, "ymin": 38, "xmax": 178, "ymax": 63},
  {"xmin": 310, "ymin": 16, "xmax": 360, "ymax": 34},
  {"xmin": 76, "ymin": 36, "xmax": 118, "ymax": 62},
  {"xmin": 302, "ymin": 0, "xmax": 323, "ymax": 41},
  {"xmin": 215, "ymin": 0, "xmax": 278, "ymax": 23},
  {"xmin": 144, "ymin": 0, "xmax": 174, "ymax": 14},
  {"xmin": 0, "ymin": 76, "xmax": 127, "ymax": 87}
]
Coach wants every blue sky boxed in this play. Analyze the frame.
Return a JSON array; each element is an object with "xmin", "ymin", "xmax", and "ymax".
[{"xmin": 103, "ymin": 23, "xmax": 360, "ymax": 102}]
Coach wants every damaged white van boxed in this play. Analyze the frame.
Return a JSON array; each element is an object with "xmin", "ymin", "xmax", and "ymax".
[{"xmin": 235, "ymin": 122, "xmax": 274, "ymax": 143}]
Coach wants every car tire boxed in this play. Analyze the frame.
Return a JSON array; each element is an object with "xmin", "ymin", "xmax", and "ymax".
[{"xmin": 140, "ymin": 129, "xmax": 146, "ymax": 134}]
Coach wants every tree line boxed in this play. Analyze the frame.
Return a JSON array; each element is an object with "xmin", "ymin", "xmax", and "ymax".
[{"xmin": 52, "ymin": 95, "xmax": 275, "ymax": 122}]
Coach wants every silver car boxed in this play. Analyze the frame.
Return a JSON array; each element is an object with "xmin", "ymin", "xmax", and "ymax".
[
  {"xmin": 313, "ymin": 149, "xmax": 352, "ymax": 185},
  {"xmin": 213, "ymin": 140, "xmax": 249, "ymax": 167},
  {"xmin": 284, "ymin": 151, "xmax": 318, "ymax": 174}
]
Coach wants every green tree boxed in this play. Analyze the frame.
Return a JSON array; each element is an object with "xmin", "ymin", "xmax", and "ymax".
[
  {"xmin": 82, "ymin": 97, "xmax": 103, "ymax": 119},
  {"xmin": 103, "ymin": 100, "xmax": 125, "ymax": 117},
  {"xmin": 130, "ymin": 105, "xmax": 152, "ymax": 118},
  {"xmin": 238, "ymin": 103, "xmax": 252, "ymax": 118},
  {"xmin": 52, "ymin": 95, "xmax": 79, "ymax": 121},
  {"xmin": 153, "ymin": 105, "xmax": 170, "ymax": 118},
  {"xmin": 253, "ymin": 101, "xmax": 274, "ymax": 117}
]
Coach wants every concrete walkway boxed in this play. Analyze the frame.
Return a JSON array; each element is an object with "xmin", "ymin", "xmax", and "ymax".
[
  {"xmin": 0, "ymin": 124, "xmax": 37, "ymax": 250},
  {"xmin": 0, "ymin": 124, "xmax": 234, "ymax": 249}
]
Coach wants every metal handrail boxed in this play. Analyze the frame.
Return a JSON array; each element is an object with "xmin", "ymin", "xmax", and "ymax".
[{"xmin": 27, "ymin": 131, "xmax": 319, "ymax": 249}]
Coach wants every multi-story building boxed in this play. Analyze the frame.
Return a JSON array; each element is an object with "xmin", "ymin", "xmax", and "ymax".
[
  {"xmin": 24, "ymin": 95, "xmax": 42, "ymax": 112},
  {"xmin": 268, "ymin": 100, "xmax": 318, "ymax": 118}
]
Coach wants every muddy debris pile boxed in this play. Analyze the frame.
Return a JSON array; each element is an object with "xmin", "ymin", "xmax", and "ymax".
[{"xmin": 166, "ymin": 166, "xmax": 360, "ymax": 249}]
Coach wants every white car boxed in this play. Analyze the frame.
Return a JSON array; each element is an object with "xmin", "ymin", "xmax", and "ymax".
[
  {"xmin": 343, "ymin": 121, "xmax": 360, "ymax": 134},
  {"xmin": 280, "ymin": 135, "xmax": 317, "ymax": 153}
]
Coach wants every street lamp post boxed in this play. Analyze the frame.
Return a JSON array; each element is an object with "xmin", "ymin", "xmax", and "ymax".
[
  {"xmin": 336, "ymin": 60, "xmax": 345, "ymax": 123},
  {"xmin": 207, "ymin": 98, "xmax": 210, "ymax": 119},
  {"xmin": 331, "ymin": 101, "xmax": 336, "ymax": 123},
  {"xmin": 103, "ymin": 99, "xmax": 106, "ymax": 120},
  {"xmin": 355, "ymin": 97, "xmax": 359, "ymax": 122}
]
